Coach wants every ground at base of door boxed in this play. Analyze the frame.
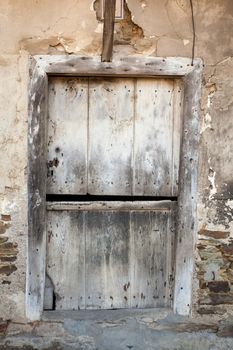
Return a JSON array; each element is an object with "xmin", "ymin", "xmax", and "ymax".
[{"xmin": 1, "ymin": 308, "xmax": 233, "ymax": 350}]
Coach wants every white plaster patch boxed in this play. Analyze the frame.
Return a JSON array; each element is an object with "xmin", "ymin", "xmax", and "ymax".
[
  {"xmin": 141, "ymin": 2, "xmax": 147, "ymax": 9},
  {"xmin": 208, "ymin": 167, "xmax": 217, "ymax": 199},
  {"xmin": 226, "ymin": 200, "xmax": 233, "ymax": 210},
  {"xmin": 183, "ymin": 39, "xmax": 190, "ymax": 46},
  {"xmin": 59, "ymin": 38, "xmax": 73, "ymax": 54},
  {"xmin": 95, "ymin": 23, "xmax": 103, "ymax": 34},
  {"xmin": 8, "ymin": 291, "xmax": 25, "ymax": 319},
  {"xmin": 200, "ymin": 112, "xmax": 212, "ymax": 134},
  {"xmin": 90, "ymin": 1, "xmax": 95, "ymax": 11},
  {"xmin": 200, "ymin": 87, "xmax": 216, "ymax": 134},
  {"xmin": 0, "ymin": 198, "xmax": 17, "ymax": 214}
]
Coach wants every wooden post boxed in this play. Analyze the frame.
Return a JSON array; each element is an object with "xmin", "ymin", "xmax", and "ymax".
[{"xmin": 101, "ymin": 0, "xmax": 116, "ymax": 62}]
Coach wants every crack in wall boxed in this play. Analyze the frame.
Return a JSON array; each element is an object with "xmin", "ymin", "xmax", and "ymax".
[{"xmin": 93, "ymin": 0, "xmax": 154, "ymax": 53}]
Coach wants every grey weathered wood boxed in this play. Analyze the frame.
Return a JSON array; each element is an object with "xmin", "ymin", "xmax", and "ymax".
[
  {"xmin": 47, "ymin": 200, "xmax": 173, "ymax": 211},
  {"xmin": 37, "ymin": 55, "xmax": 201, "ymax": 78},
  {"xmin": 46, "ymin": 211, "xmax": 85, "ymax": 310},
  {"xmin": 47, "ymin": 77, "xmax": 88, "ymax": 194},
  {"xmin": 27, "ymin": 57, "xmax": 48, "ymax": 320},
  {"xmin": 85, "ymin": 211, "xmax": 130, "ymax": 309},
  {"xmin": 173, "ymin": 65, "xmax": 202, "ymax": 315},
  {"xmin": 88, "ymin": 78, "xmax": 134, "ymax": 195},
  {"xmin": 45, "ymin": 202, "xmax": 174, "ymax": 310},
  {"xmin": 130, "ymin": 209, "xmax": 175, "ymax": 308},
  {"xmin": 172, "ymin": 79, "xmax": 184, "ymax": 196},
  {"xmin": 133, "ymin": 78, "xmax": 182, "ymax": 196},
  {"xmin": 28, "ymin": 55, "xmax": 202, "ymax": 319},
  {"xmin": 48, "ymin": 76, "xmax": 182, "ymax": 196},
  {"xmin": 101, "ymin": 0, "xmax": 116, "ymax": 62},
  {"xmin": 44, "ymin": 274, "xmax": 54, "ymax": 310}
]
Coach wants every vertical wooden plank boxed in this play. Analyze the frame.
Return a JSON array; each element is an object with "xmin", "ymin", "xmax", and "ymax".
[
  {"xmin": 134, "ymin": 78, "xmax": 180, "ymax": 196},
  {"xmin": 85, "ymin": 211, "xmax": 131, "ymax": 309},
  {"xmin": 46, "ymin": 211, "xmax": 85, "ymax": 310},
  {"xmin": 172, "ymin": 79, "xmax": 184, "ymax": 196},
  {"xmin": 101, "ymin": 0, "xmax": 116, "ymax": 62},
  {"xmin": 164, "ymin": 203, "xmax": 176, "ymax": 307},
  {"xmin": 47, "ymin": 77, "xmax": 88, "ymax": 194},
  {"xmin": 27, "ymin": 59, "xmax": 48, "ymax": 320},
  {"xmin": 130, "ymin": 209, "xmax": 174, "ymax": 308},
  {"xmin": 88, "ymin": 78, "xmax": 134, "ymax": 195},
  {"xmin": 174, "ymin": 66, "xmax": 202, "ymax": 315}
]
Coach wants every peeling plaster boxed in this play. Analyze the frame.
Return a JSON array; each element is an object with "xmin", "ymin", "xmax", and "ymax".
[
  {"xmin": 226, "ymin": 200, "xmax": 233, "ymax": 210},
  {"xmin": 200, "ymin": 113, "xmax": 212, "ymax": 134},
  {"xmin": 208, "ymin": 167, "xmax": 217, "ymax": 200}
]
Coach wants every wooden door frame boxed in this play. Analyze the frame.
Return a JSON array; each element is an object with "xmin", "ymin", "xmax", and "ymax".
[{"xmin": 27, "ymin": 55, "xmax": 203, "ymax": 320}]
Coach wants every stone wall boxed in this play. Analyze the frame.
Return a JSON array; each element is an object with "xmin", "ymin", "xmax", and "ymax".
[{"xmin": 0, "ymin": 0, "xmax": 232, "ymax": 322}]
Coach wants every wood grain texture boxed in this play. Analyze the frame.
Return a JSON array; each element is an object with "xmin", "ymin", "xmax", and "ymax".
[
  {"xmin": 27, "ymin": 58, "xmax": 48, "ymax": 320},
  {"xmin": 45, "ymin": 203, "xmax": 175, "ymax": 310},
  {"xmin": 47, "ymin": 77, "xmax": 182, "ymax": 196},
  {"xmin": 47, "ymin": 200, "xmax": 173, "ymax": 211},
  {"xmin": 130, "ymin": 210, "xmax": 175, "ymax": 308},
  {"xmin": 173, "ymin": 66, "xmax": 202, "ymax": 315},
  {"xmin": 46, "ymin": 211, "xmax": 85, "ymax": 310},
  {"xmin": 171, "ymin": 79, "xmax": 184, "ymax": 196},
  {"xmin": 47, "ymin": 77, "xmax": 88, "ymax": 194},
  {"xmin": 88, "ymin": 78, "xmax": 134, "ymax": 195},
  {"xmin": 101, "ymin": 0, "xmax": 116, "ymax": 62},
  {"xmin": 85, "ymin": 211, "xmax": 130, "ymax": 309},
  {"xmin": 133, "ymin": 79, "xmax": 182, "ymax": 196},
  {"xmin": 37, "ymin": 56, "xmax": 201, "ymax": 77}
]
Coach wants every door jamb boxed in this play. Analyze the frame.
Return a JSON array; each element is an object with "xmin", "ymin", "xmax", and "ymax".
[{"xmin": 27, "ymin": 55, "xmax": 203, "ymax": 320}]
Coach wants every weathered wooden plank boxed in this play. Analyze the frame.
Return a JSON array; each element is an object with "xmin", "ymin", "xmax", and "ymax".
[
  {"xmin": 134, "ymin": 79, "xmax": 180, "ymax": 196},
  {"xmin": 37, "ymin": 55, "xmax": 201, "ymax": 77},
  {"xmin": 47, "ymin": 77, "xmax": 88, "ymax": 194},
  {"xmin": 130, "ymin": 210, "xmax": 175, "ymax": 308},
  {"xmin": 46, "ymin": 203, "xmax": 175, "ymax": 310},
  {"xmin": 47, "ymin": 200, "xmax": 173, "ymax": 212},
  {"xmin": 85, "ymin": 211, "xmax": 131, "ymax": 309},
  {"xmin": 88, "ymin": 78, "xmax": 134, "ymax": 195},
  {"xmin": 173, "ymin": 66, "xmax": 202, "ymax": 315},
  {"xmin": 164, "ymin": 205, "xmax": 176, "ymax": 306},
  {"xmin": 101, "ymin": 0, "xmax": 116, "ymax": 62},
  {"xmin": 172, "ymin": 79, "xmax": 184, "ymax": 196},
  {"xmin": 27, "ymin": 58, "xmax": 48, "ymax": 320},
  {"xmin": 46, "ymin": 211, "xmax": 85, "ymax": 310}
]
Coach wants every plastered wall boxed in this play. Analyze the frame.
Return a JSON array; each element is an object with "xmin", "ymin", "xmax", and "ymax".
[{"xmin": 0, "ymin": 0, "xmax": 232, "ymax": 322}]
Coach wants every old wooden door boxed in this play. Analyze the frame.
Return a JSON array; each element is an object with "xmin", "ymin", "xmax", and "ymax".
[{"xmin": 45, "ymin": 77, "xmax": 183, "ymax": 310}]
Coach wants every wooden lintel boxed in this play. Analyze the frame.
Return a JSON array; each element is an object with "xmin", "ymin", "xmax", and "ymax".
[{"xmin": 101, "ymin": 0, "xmax": 116, "ymax": 62}]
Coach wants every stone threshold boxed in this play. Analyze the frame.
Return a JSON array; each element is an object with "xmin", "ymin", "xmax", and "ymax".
[{"xmin": 1, "ymin": 308, "xmax": 233, "ymax": 349}]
